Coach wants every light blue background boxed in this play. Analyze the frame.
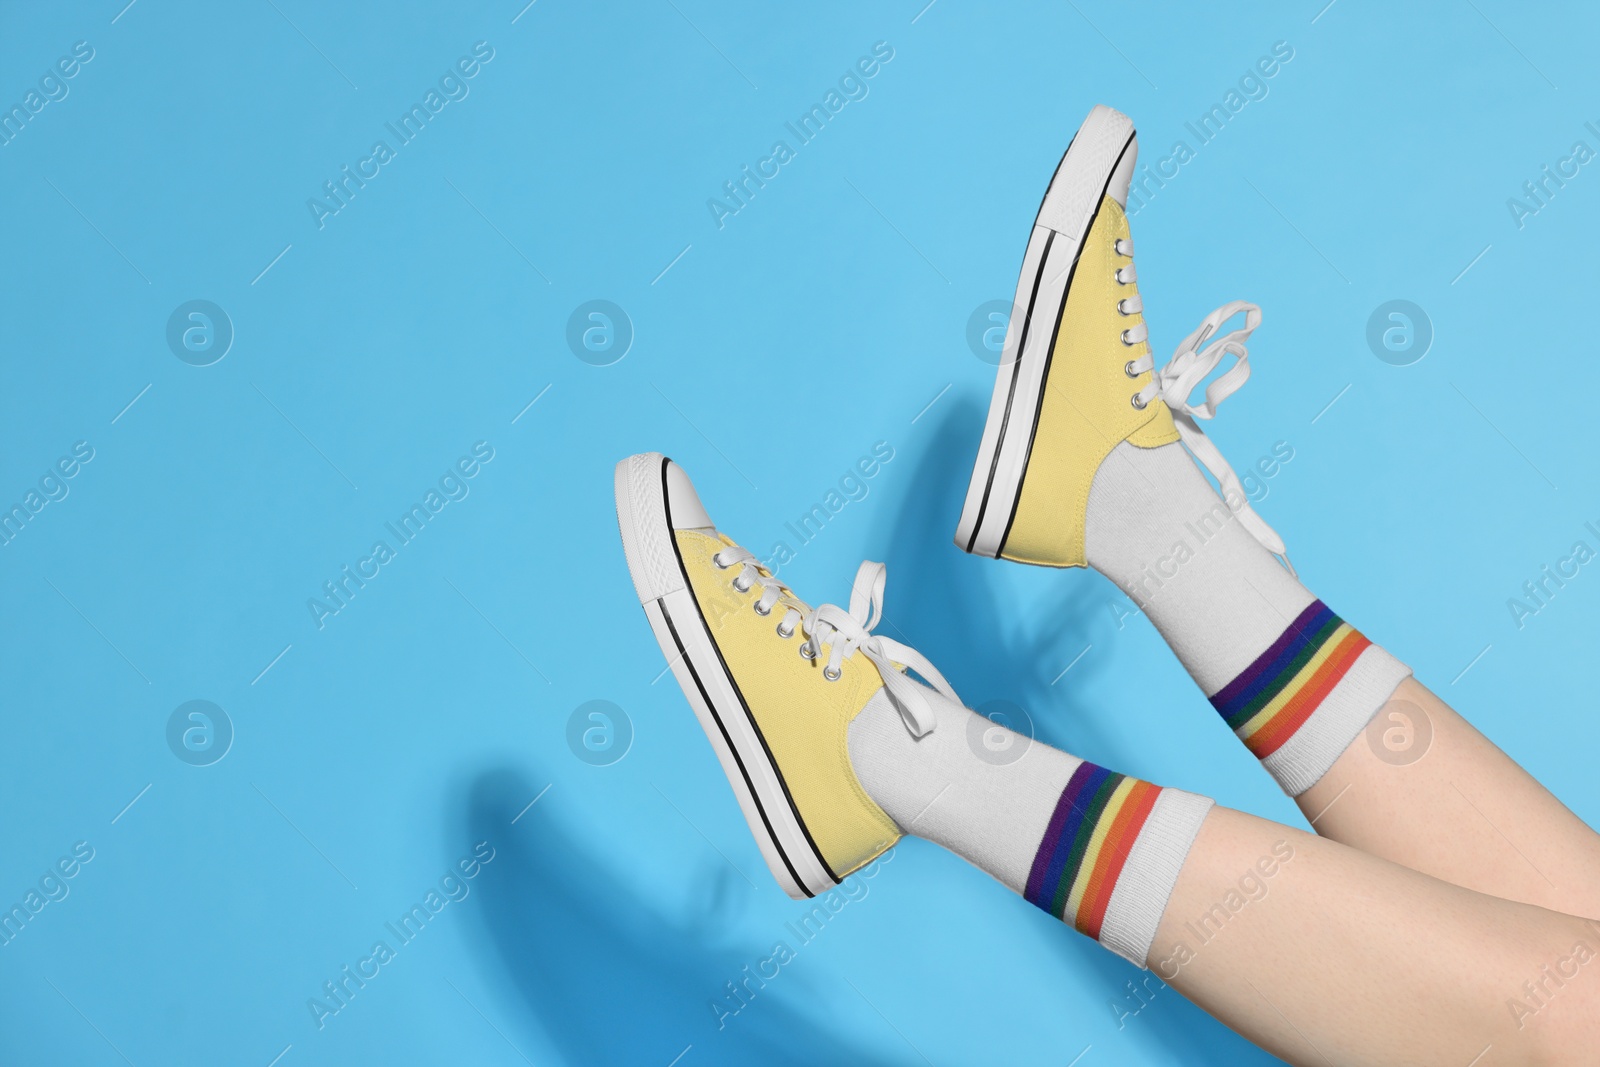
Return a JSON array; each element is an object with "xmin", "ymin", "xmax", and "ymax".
[{"xmin": 2, "ymin": 1, "xmax": 1596, "ymax": 1064}]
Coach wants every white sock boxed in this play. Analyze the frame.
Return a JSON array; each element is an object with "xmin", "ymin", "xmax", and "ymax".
[
  {"xmin": 1085, "ymin": 440, "xmax": 1410, "ymax": 795},
  {"xmin": 847, "ymin": 683, "xmax": 1212, "ymax": 967}
]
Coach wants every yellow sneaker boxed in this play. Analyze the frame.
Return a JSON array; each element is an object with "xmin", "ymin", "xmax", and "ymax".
[
  {"xmin": 615, "ymin": 453, "xmax": 959, "ymax": 898},
  {"xmin": 955, "ymin": 104, "xmax": 1181, "ymax": 567}
]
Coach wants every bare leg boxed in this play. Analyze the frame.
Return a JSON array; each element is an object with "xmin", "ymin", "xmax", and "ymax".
[
  {"xmin": 1297, "ymin": 678, "xmax": 1600, "ymax": 919},
  {"xmin": 1155, "ymin": 807, "xmax": 1600, "ymax": 1067},
  {"xmin": 1072, "ymin": 433, "xmax": 1600, "ymax": 910},
  {"xmin": 850, "ymin": 673, "xmax": 1600, "ymax": 1063}
]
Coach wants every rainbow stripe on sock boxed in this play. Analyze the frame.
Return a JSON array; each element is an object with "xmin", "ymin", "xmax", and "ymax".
[
  {"xmin": 1024, "ymin": 761, "xmax": 1161, "ymax": 938},
  {"xmin": 1210, "ymin": 600, "xmax": 1371, "ymax": 759}
]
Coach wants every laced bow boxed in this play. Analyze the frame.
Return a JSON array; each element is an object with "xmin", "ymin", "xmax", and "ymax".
[
  {"xmin": 1126, "ymin": 300, "xmax": 1294, "ymax": 575},
  {"xmin": 712, "ymin": 550, "xmax": 956, "ymax": 737}
]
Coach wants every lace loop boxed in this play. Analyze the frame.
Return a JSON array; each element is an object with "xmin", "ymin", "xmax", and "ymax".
[
  {"xmin": 1132, "ymin": 301, "xmax": 1294, "ymax": 575},
  {"xmin": 802, "ymin": 561, "xmax": 955, "ymax": 737}
]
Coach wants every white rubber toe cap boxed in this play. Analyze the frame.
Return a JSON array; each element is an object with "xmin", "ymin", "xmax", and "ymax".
[
  {"xmin": 614, "ymin": 452, "xmax": 717, "ymax": 604},
  {"xmin": 663, "ymin": 459, "xmax": 714, "ymax": 532}
]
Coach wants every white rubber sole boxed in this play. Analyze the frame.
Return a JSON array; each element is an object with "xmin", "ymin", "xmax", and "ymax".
[
  {"xmin": 613, "ymin": 452, "xmax": 839, "ymax": 899},
  {"xmin": 955, "ymin": 105, "xmax": 1137, "ymax": 559}
]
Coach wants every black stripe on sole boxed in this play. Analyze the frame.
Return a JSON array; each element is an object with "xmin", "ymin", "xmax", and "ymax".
[
  {"xmin": 964, "ymin": 228, "xmax": 1055, "ymax": 554},
  {"xmin": 657, "ymin": 458, "xmax": 839, "ymax": 893},
  {"xmin": 655, "ymin": 600, "xmax": 812, "ymax": 896},
  {"xmin": 990, "ymin": 131, "xmax": 1138, "ymax": 558}
]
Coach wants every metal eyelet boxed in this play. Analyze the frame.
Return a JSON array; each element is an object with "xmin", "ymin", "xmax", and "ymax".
[
  {"xmin": 776, "ymin": 622, "xmax": 795, "ymax": 638},
  {"xmin": 732, "ymin": 575, "xmax": 751, "ymax": 593},
  {"xmin": 753, "ymin": 601, "xmax": 771, "ymax": 616},
  {"xmin": 1124, "ymin": 361, "xmax": 1140, "ymax": 378},
  {"xmin": 1120, "ymin": 329, "xmax": 1136, "ymax": 346},
  {"xmin": 799, "ymin": 642, "xmax": 817, "ymax": 660},
  {"xmin": 1130, "ymin": 393, "xmax": 1148, "ymax": 410},
  {"xmin": 823, "ymin": 666, "xmax": 842, "ymax": 682},
  {"xmin": 712, "ymin": 553, "xmax": 730, "ymax": 569},
  {"xmin": 1116, "ymin": 299, "xmax": 1131, "ymax": 316}
]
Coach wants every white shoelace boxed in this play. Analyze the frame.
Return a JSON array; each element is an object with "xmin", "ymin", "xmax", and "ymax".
[
  {"xmin": 711, "ymin": 549, "xmax": 957, "ymax": 737},
  {"xmin": 1121, "ymin": 299, "xmax": 1294, "ymax": 576}
]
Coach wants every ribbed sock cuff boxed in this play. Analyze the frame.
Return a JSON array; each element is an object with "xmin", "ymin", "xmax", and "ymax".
[
  {"xmin": 1021, "ymin": 761, "xmax": 1214, "ymax": 968},
  {"xmin": 1099, "ymin": 789, "xmax": 1213, "ymax": 967},
  {"xmin": 1261, "ymin": 644, "xmax": 1411, "ymax": 796},
  {"xmin": 1206, "ymin": 599, "xmax": 1412, "ymax": 797}
]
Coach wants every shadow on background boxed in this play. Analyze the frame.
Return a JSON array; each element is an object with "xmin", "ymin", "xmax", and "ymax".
[
  {"xmin": 455, "ymin": 402, "xmax": 1279, "ymax": 1066},
  {"xmin": 868, "ymin": 397, "xmax": 1284, "ymax": 1066},
  {"xmin": 461, "ymin": 766, "xmax": 901, "ymax": 1067},
  {"xmin": 871, "ymin": 398, "xmax": 1120, "ymax": 758}
]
